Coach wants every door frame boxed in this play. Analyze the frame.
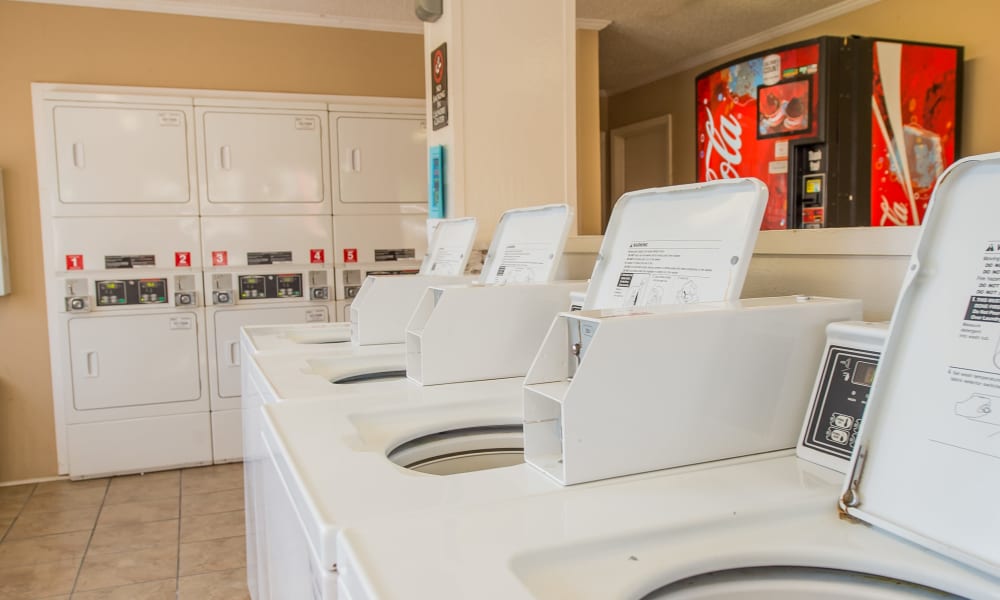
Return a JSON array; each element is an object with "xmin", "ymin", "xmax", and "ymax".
[{"xmin": 607, "ymin": 115, "xmax": 673, "ymax": 225}]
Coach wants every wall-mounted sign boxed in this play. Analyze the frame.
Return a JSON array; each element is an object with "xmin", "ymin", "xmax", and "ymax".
[{"xmin": 430, "ymin": 43, "xmax": 449, "ymax": 130}]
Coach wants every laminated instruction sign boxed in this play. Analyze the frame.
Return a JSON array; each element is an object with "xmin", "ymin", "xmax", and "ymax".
[{"xmin": 430, "ymin": 43, "xmax": 449, "ymax": 130}]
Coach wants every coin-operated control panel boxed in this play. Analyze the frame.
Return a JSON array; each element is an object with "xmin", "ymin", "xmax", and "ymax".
[
  {"xmin": 799, "ymin": 321, "xmax": 888, "ymax": 468},
  {"xmin": 96, "ymin": 278, "xmax": 168, "ymax": 306},
  {"xmin": 802, "ymin": 345, "xmax": 877, "ymax": 457},
  {"xmin": 238, "ymin": 274, "xmax": 303, "ymax": 300}
]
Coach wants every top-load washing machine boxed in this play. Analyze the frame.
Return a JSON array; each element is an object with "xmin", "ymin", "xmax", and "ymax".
[
  {"xmin": 247, "ymin": 179, "xmax": 867, "ymax": 599},
  {"xmin": 237, "ymin": 216, "xmax": 478, "ymax": 357},
  {"xmin": 246, "ymin": 203, "xmax": 578, "ymax": 406},
  {"xmin": 325, "ymin": 154, "xmax": 1000, "ymax": 600}
]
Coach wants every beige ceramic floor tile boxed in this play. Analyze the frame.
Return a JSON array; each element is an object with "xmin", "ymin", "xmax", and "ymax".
[
  {"xmin": 104, "ymin": 474, "xmax": 180, "ymax": 507},
  {"xmin": 0, "ymin": 484, "xmax": 36, "ymax": 502},
  {"xmin": 22, "ymin": 488, "xmax": 106, "ymax": 514},
  {"xmin": 0, "ymin": 557, "xmax": 80, "ymax": 598},
  {"xmin": 180, "ymin": 510, "xmax": 245, "ymax": 544},
  {"xmin": 75, "ymin": 544, "xmax": 177, "ymax": 592},
  {"xmin": 70, "ymin": 578, "xmax": 177, "ymax": 600},
  {"xmin": 5, "ymin": 507, "xmax": 100, "ymax": 540},
  {"xmin": 181, "ymin": 464, "xmax": 243, "ymax": 496},
  {"xmin": 0, "ymin": 497, "xmax": 27, "ymax": 519},
  {"xmin": 181, "ymin": 488, "xmax": 243, "ymax": 517},
  {"xmin": 96, "ymin": 498, "xmax": 178, "ymax": 528},
  {"xmin": 34, "ymin": 479, "xmax": 108, "ymax": 497},
  {"xmin": 88, "ymin": 519, "xmax": 178, "ymax": 556},
  {"xmin": 178, "ymin": 535, "xmax": 245, "ymax": 576},
  {"xmin": 0, "ymin": 530, "xmax": 90, "ymax": 569},
  {"xmin": 178, "ymin": 567, "xmax": 249, "ymax": 600}
]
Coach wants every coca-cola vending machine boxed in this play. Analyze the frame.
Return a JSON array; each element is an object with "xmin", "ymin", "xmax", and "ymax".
[{"xmin": 696, "ymin": 36, "xmax": 962, "ymax": 229}]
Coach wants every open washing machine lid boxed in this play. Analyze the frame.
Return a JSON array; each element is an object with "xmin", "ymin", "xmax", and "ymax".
[
  {"xmin": 843, "ymin": 153, "xmax": 1000, "ymax": 578},
  {"xmin": 420, "ymin": 217, "xmax": 478, "ymax": 276},
  {"xmin": 478, "ymin": 204, "xmax": 573, "ymax": 285},
  {"xmin": 582, "ymin": 178, "xmax": 766, "ymax": 310}
]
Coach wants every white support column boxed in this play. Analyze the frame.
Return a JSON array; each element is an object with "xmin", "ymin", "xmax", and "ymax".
[{"xmin": 424, "ymin": 0, "xmax": 578, "ymax": 246}]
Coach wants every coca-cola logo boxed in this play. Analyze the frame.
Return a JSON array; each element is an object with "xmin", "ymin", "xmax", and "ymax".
[{"xmin": 702, "ymin": 106, "xmax": 743, "ymax": 180}]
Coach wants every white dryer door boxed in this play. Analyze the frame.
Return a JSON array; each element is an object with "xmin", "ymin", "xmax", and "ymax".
[
  {"xmin": 201, "ymin": 111, "xmax": 326, "ymax": 206},
  {"xmin": 69, "ymin": 313, "xmax": 202, "ymax": 410},
  {"xmin": 334, "ymin": 116, "xmax": 426, "ymax": 205},
  {"xmin": 213, "ymin": 306, "xmax": 330, "ymax": 400},
  {"xmin": 53, "ymin": 106, "xmax": 192, "ymax": 206}
]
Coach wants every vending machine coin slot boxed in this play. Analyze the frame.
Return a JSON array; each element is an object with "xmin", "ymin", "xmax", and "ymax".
[{"xmin": 792, "ymin": 143, "xmax": 828, "ymax": 228}]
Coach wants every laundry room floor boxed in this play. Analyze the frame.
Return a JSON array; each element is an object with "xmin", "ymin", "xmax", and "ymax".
[{"xmin": 0, "ymin": 462, "xmax": 249, "ymax": 599}]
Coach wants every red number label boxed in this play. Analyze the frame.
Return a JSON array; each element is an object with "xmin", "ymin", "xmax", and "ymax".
[
  {"xmin": 343, "ymin": 248, "xmax": 358, "ymax": 263},
  {"xmin": 65, "ymin": 254, "xmax": 84, "ymax": 270},
  {"xmin": 212, "ymin": 251, "xmax": 228, "ymax": 266},
  {"xmin": 175, "ymin": 252, "xmax": 191, "ymax": 267},
  {"xmin": 310, "ymin": 249, "xmax": 325, "ymax": 264}
]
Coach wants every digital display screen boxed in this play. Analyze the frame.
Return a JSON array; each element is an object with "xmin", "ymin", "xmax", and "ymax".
[
  {"xmin": 757, "ymin": 78, "xmax": 812, "ymax": 139},
  {"xmin": 805, "ymin": 177, "xmax": 823, "ymax": 194},
  {"xmin": 852, "ymin": 361, "xmax": 877, "ymax": 387},
  {"xmin": 277, "ymin": 275, "xmax": 300, "ymax": 285}
]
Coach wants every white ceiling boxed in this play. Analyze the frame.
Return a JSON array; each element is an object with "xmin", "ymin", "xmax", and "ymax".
[{"xmin": 20, "ymin": 0, "xmax": 878, "ymax": 93}]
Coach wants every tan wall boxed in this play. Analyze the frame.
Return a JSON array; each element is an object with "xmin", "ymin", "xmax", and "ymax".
[
  {"xmin": 576, "ymin": 30, "xmax": 602, "ymax": 235},
  {"xmin": 0, "ymin": 0, "xmax": 424, "ymax": 483},
  {"xmin": 608, "ymin": 0, "xmax": 1000, "ymax": 185}
]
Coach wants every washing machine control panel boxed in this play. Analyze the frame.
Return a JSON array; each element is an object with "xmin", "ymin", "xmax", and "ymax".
[
  {"xmin": 238, "ymin": 274, "xmax": 303, "ymax": 300},
  {"xmin": 96, "ymin": 278, "xmax": 168, "ymax": 306},
  {"xmin": 801, "ymin": 345, "xmax": 880, "ymax": 461}
]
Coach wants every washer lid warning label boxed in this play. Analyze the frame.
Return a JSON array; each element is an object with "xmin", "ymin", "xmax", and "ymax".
[
  {"xmin": 601, "ymin": 239, "xmax": 727, "ymax": 308},
  {"xmin": 965, "ymin": 296, "xmax": 1000, "ymax": 323},
  {"xmin": 483, "ymin": 242, "xmax": 556, "ymax": 284}
]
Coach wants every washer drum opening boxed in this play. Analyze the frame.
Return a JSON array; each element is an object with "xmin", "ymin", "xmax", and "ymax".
[
  {"xmin": 387, "ymin": 425, "xmax": 525, "ymax": 476},
  {"xmin": 641, "ymin": 566, "xmax": 962, "ymax": 600}
]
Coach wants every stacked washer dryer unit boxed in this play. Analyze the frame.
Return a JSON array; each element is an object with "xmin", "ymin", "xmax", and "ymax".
[
  {"xmin": 33, "ymin": 86, "xmax": 213, "ymax": 478},
  {"xmin": 195, "ymin": 97, "xmax": 337, "ymax": 463},
  {"xmin": 333, "ymin": 155, "xmax": 1000, "ymax": 599},
  {"xmin": 328, "ymin": 100, "xmax": 430, "ymax": 322}
]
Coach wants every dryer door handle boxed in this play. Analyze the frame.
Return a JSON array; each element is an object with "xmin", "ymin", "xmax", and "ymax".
[
  {"xmin": 72, "ymin": 143, "xmax": 86, "ymax": 168},
  {"xmin": 226, "ymin": 341, "xmax": 240, "ymax": 367},
  {"xmin": 84, "ymin": 351, "xmax": 99, "ymax": 377},
  {"xmin": 220, "ymin": 145, "xmax": 232, "ymax": 170},
  {"xmin": 350, "ymin": 148, "xmax": 361, "ymax": 172}
]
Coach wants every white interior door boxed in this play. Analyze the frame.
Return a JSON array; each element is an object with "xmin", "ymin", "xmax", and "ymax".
[
  {"xmin": 334, "ymin": 116, "xmax": 426, "ymax": 205},
  {"xmin": 53, "ymin": 106, "xmax": 193, "ymax": 207},
  {"xmin": 213, "ymin": 306, "xmax": 330, "ymax": 399},
  {"xmin": 201, "ymin": 111, "xmax": 326, "ymax": 206},
  {"xmin": 610, "ymin": 115, "xmax": 673, "ymax": 215},
  {"xmin": 69, "ymin": 313, "xmax": 202, "ymax": 410}
]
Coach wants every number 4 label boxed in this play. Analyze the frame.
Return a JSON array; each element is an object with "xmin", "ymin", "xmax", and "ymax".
[
  {"xmin": 65, "ymin": 254, "xmax": 84, "ymax": 270},
  {"xmin": 310, "ymin": 249, "xmax": 325, "ymax": 264}
]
